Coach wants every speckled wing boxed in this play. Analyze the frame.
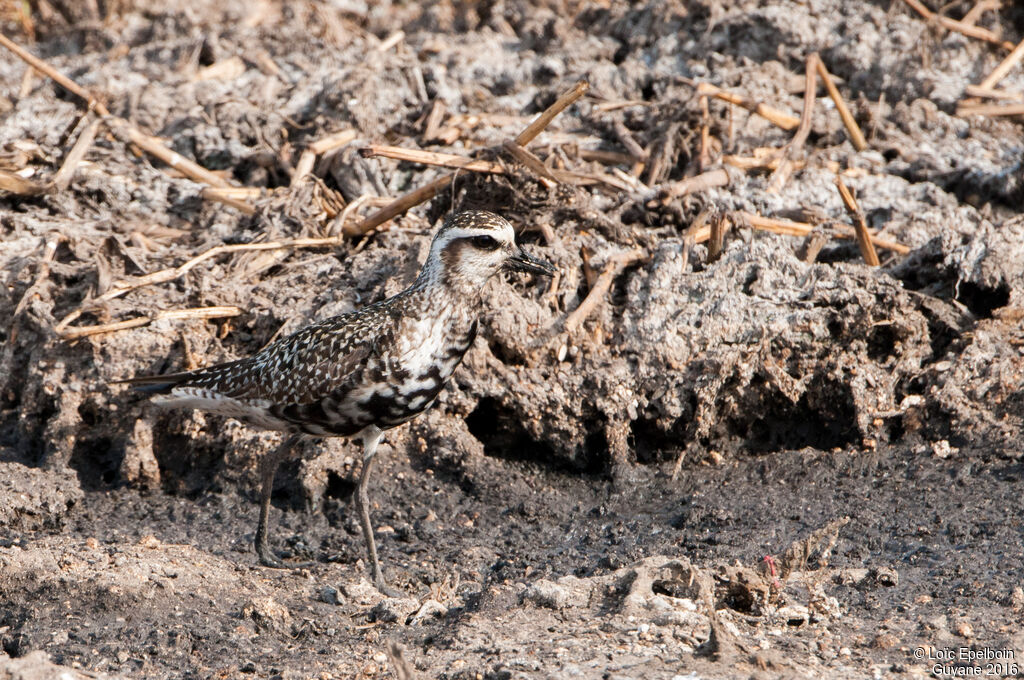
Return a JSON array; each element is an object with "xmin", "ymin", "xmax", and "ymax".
[
  {"xmin": 119, "ymin": 304, "xmax": 395, "ymax": 434},
  {"xmin": 205, "ymin": 305, "xmax": 389, "ymax": 395}
]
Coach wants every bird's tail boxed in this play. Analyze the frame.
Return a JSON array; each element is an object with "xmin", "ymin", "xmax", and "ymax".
[{"xmin": 111, "ymin": 370, "xmax": 197, "ymax": 394}]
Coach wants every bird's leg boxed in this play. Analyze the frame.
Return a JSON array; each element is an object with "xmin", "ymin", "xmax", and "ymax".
[
  {"xmin": 255, "ymin": 433, "xmax": 311, "ymax": 569},
  {"xmin": 357, "ymin": 426, "xmax": 400, "ymax": 595}
]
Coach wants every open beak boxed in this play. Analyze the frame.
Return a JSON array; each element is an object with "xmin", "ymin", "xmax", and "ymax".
[{"xmin": 506, "ymin": 247, "xmax": 556, "ymax": 277}]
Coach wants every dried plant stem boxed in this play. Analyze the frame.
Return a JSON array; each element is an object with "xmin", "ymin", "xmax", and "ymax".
[
  {"xmin": 0, "ymin": 114, "xmax": 100, "ymax": 195},
  {"xmin": 376, "ymin": 30, "xmax": 405, "ymax": 52},
  {"xmin": 202, "ymin": 187, "xmax": 262, "ymax": 200},
  {"xmin": 814, "ymin": 57, "xmax": 868, "ymax": 151},
  {"xmin": 349, "ymin": 79, "xmax": 589, "ymax": 236},
  {"xmin": 577, "ymin": 149, "xmax": 636, "ymax": 165},
  {"xmin": 698, "ymin": 95, "xmax": 711, "ymax": 170},
  {"xmin": 978, "ymin": 37, "xmax": 1024, "ymax": 89},
  {"xmin": 290, "ymin": 151, "xmax": 316, "ymax": 186},
  {"xmin": 343, "ymin": 174, "xmax": 455, "ymax": 237},
  {"xmin": 359, "ymin": 144, "xmax": 504, "ymax": 173},
  {"xmin": 900, "ymin": 0, "xmax": 1015, "ymax": 51},
  {"xmin": 52, "ymin": 115, "xmax": 100, "ymax": 191},
  {"xmin": 956, "ymin": 102, "xmax": 1024, "ymax": 117},
  {"xmin": 592, "ymin": 100, "xmax": 650, "ymax": 113},
  {"xmin": 612, "ymin": 119, "xmax": 647, "ymax": 161},
  {"xmin": 564, "ymin": 249, "xmax": 647, "ymax": 333},
  {"xmin": 0, "ymin": 169, "xmax": 47, "ymax": 195},
  {"xmin": 54, "ymin": 235, "xmax": 359, "ymax": 334},
  {"xmin": 768, "ymin": 54, "xmax": 819, "ymax": 192},
  {"xmin": 694, "ymin": 82, "xmax": 801, "ymax": 131},
  {"xmin": 963, "ymin": 85, "xmax": 1022, "ymax": 101},
  {"xmin": 0, "ymin": 32, "xmax": 102, "ymax": 110},
  {"xmin": 201, "ymin": 187, "xmax": 258, "ymax": 215},
  {"xmin": 707, "ymin": 212, "xmax": 728, "ymax": 262},
  {"xmin": 308, "ymin": 129, "xmax": 358, "ymax": 155},
  {"xmin": 0, "ymin": 33, "xmax": 232, "ymax": 188},
  {"xmin": 422, "ymin": 99, "xmax": 446, "ymax": 142},
  {"xmin": 655, "ymin": 168, "xmax": 730, "ymax": 204},
  {"xmin": 501, "ymin": 140, "xmax": 560, "ymax": 186},
  {"xmin": 735, "ymin": 212, "xmax": 908, "ymax": 255},
  {"xmin": 684, "ymin": 208, "xmax": 714, "ymax": 246},
  {"xmin": 514, "ymin": 80, "xmax": 590, "ymax": 145},
  {"xmin": 59, "ymin": 306, "xmax": 242, "ymax": 341},
  {"xmin": 798, "ymin": 231, "xmax": 831, "ymax": 264},
  {"xmin": 723, "ymin": 154, "xmax": 803, "ymax": 171},
  {"xmin": 291, "ymin": 129, "xmax": 358, "ymax": 187},
  {"xmin": 835, "ymin": 176, "xmax": 880, "ymax": 266},
  {"xmin": 961, "ymin": 0, "xmax": 1000, "ymax": 26},
  {"xmin": 13, "ymin": 234, "xmax": 61, "ymax": 317},
  {"xmin": 109, "ymin": 120, "xmax": 231, "ymax": 188}
]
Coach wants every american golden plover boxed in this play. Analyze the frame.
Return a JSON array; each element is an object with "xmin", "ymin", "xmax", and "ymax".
[{"xmin": 122, "ymin": 210, "xmax": 555, "ymax": 592}]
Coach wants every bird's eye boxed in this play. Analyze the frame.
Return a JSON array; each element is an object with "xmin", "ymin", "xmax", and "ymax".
[{"xmin": 471, "ymin": 235, "xmax": 500, "ymax": 250}]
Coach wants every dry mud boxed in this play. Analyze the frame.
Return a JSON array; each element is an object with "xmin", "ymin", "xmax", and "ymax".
[{"xmin": 1, "ymin": 1, "xmax": 1024, "ymax": 679}]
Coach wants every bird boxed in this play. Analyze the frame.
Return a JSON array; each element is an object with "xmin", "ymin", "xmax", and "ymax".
[{"xmin": 118, "ymin": 210, "xmax": 555, "ymax": 593}]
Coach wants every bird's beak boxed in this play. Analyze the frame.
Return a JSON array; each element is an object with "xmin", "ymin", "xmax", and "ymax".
[{"xmin": 506, "ymin": 247, "xmax": 556, "ymax": 277}]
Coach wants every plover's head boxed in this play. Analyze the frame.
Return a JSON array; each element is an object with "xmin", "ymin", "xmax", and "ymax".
[{"xmin": 420, "ymin": 210, "xmax": 555, "ymax": 289}]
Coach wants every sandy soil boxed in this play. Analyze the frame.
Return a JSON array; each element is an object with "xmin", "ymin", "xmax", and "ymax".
[{"xmin": 2, "ymin": 1, "xmax": 1024, "ymax": 679}]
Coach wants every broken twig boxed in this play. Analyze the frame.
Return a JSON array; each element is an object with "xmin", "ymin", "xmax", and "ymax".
[
  {"xmin": 815, "ymin": 58, "xmax": 868, "ymax": 151},
  {"xmin": 565, "ymin": 249, "xmax": 647, "ymax": 333},
  {"xmin": 963, "ymin": 85, "xmax": 1023, "ymax": 101},
  {"xmin": 59, "ymin": 306, "xmax": 242, "ymax": 341},
  {"xmin": 768, "ymin": 54, "xmax": 819, "ymax": 192},
  {"xmin": 900, "ymin": 0, "xmax": 1015, "ymax": 51},
  {"xmin": 956, "ymin": 102, "xmax": 1024, "ymax": 117},
  {"xmin": 0, "ymin": 114, "xmax": 100, "ymax": 195},
  {"xmin": 693, "ymin": 82, "xmax": 801, "ymax": 131},
  {"xmin": 835, "ymin": 176, "xmax": 880, "ymax": 266},
  {"xmin": 348, "ymin": 79, "xmax": 589, "ymax": 236},
  {"xmin": 501, "ymin": 140, "xmax": 560, "ymax": 186},
  {"xmin": 201, "ymin": 186, "xmax": 258, "ymax": 215},
  {"xmin": 53, "ymin": 234, "xmax": 369, "ymax": 334},
  {"xmin": 653, "ymin": 168, "xmax": 730, "ymax": 205},
  {"xmin": 735, "ymin": 211, "xmax": 907, "ymax": 255},
  {"xmin": 977, "ymin": 36, "xmax": 1024, "ymax": 90},
  {"xmin": 52, "ymin": 115, "xmax": 100, "ymax": 191},
  {"xmin": 515, "ymin": 79, "xmax": 590, "ymax": 146},
  {"xmin": 360, "ymin": 144, "xmax": 504, "ymax": 174},
  {"xmin": 0, "ymin": 33, "xmax": 232, "ymax": 188},
  {"xmin": 291, "ymin": 129, "xmax": 358, "ymax": 187}
]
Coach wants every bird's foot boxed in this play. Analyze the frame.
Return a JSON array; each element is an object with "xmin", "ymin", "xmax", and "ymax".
[
  {"xmin": 257, "ymin": 542, "xmax": 315, "ymax": 570},
  {"xmin": 373, "ymin": 574, "xmax": 404, "ymax": 599}
]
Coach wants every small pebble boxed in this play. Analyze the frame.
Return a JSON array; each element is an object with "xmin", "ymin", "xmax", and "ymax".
[{"xmin": 320, "ymin": 585, "xmax": 342, "ymax": 605}]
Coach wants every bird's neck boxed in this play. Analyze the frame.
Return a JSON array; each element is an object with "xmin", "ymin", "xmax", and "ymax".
[{"xmin": 409, "ymin": 259, "xmax": 488, "ymax": 308}]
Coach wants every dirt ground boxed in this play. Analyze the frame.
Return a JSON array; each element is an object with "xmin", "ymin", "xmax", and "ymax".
[{"xmin": 2, "ymin": 1, "xmax": 1024, "ymax": 678}]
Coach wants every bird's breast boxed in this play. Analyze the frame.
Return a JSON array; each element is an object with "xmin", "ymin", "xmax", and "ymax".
[{"xmin": 352, "ymin": 308, "xmax": 477, "ymax": 428}]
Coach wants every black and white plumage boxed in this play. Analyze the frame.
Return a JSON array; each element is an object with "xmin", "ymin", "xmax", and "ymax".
[{"xmin": 122, "ymin": 210, "xmax": 555, "ymax": 591}]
